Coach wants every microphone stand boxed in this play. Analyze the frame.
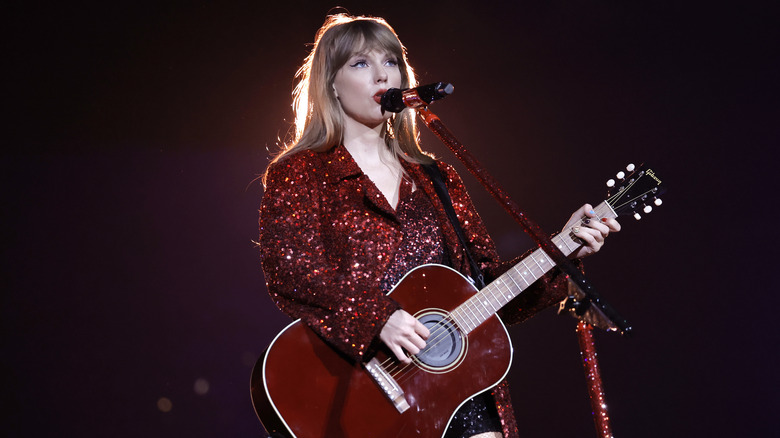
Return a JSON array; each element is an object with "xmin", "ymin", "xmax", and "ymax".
[
  {"xmin": 414, "ymin": 105, "xmax": 623, "ymax": 438},
  {"xmin": 576, "ymin": 319, "xmax": 614, "ymax": 438}
]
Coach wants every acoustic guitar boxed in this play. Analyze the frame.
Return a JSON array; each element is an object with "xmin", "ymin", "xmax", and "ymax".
[{"xmin": 251, "ymin": 164, "xmax": 665, "ymax": 437}]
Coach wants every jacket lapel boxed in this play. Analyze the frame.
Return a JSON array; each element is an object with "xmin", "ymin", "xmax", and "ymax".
[{"xmin": 321, "ymin": 145, "xmax": 398, "ymax": 219}]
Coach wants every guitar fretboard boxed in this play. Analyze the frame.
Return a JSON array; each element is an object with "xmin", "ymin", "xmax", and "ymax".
[{"xmin": 450, "ymin": 201, "xmax": 616, "ymax": 334}]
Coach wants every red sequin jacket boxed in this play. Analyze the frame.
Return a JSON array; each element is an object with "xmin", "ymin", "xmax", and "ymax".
[{"xmin": 258, "ymin": 145, "xmax": 573, "ymax": 437}]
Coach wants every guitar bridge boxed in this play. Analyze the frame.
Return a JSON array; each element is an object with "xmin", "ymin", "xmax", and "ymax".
[{"xmin": 364, "ymin": 357, "xmax": 410, "ymax": 414}]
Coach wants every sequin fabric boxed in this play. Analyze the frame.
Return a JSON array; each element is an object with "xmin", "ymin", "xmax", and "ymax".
[
  {"xmin": 445, "ymin": 391, "xmax": 503, "ymax": 437},
  {"xmin": 258, "ymin": 144, "xmax": 577, "ymax": 438},
  {"xmin": 379, "ymin": 179, "xmax": 446, "ymax": 292}
]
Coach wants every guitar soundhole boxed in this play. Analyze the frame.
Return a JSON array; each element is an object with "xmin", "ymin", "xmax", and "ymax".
[{"xmin": 414, "ymin": 311, "xmax": 466, "ymax": 372}]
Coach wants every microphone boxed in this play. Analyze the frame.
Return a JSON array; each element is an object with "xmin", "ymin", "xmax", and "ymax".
[{"xmin": 380, "ymin": 82, "xmax": 454, "ymax": 113}]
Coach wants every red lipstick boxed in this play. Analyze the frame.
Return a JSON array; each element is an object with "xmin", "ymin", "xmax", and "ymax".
[{"xmin": 374, "ymin": 89, "xmax": 387, "ymax": 104}]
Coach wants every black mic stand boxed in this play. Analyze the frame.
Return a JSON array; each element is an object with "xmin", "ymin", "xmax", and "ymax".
[{"xmin": 410, "ymin": 100, "xmax": 627, "ymax": 438}]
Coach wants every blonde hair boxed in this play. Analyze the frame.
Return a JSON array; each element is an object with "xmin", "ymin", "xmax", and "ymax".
[{"xmin": 263, "ymin": 14, "xmax": 433, "ymax": 183}]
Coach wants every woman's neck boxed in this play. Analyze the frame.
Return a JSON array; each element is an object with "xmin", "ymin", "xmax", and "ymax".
[
  {"xmin": 342, "ymin": 118, "xmax": 392, "ymax": 166},
  {"xmin": 342, "ymin": 119, "xmax": 404, "ymax": 209}
]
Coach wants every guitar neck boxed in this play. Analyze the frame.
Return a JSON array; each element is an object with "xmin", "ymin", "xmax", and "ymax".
[{"xmin": 450, "ymin": 201, "xmax": 617, "ymax": 334}]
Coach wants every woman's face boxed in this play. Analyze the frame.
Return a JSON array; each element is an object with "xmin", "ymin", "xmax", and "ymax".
[{"xmin": 332, "ymin": 48, "xmax": 402, "ymax": 130}]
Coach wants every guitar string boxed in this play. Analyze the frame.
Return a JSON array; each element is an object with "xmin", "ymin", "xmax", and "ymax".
[
  {"xmin": 382, "ymin": 286, "xmax": 501, "ymax": 378},
  {"xmin": 391, "ymin": 288, "xmax": 515, "ymax": 382},
  {"xmin": 379, "ymin": 268, "xmax": 534, "ymax": 375},
  {"xmin": 388, "ymin": 315, "xmax": 472, "ymax": 380},
  {"xmin": 383, "ymin": 242, "xmax": 568, "ymax": 381},
  {"xmin": 386, "ymin": 261, "xmax": 551, "ymax": 383},
  {"xmin": 379, "ymin": 190, "xmax": 658, "ymax": 382},
  {"xmin": 380, "ymin": 227, "xmax": 587, "ymax": 379},
  {"xmin": 381, "ymin": 300, "xmax": 476, "ymax": 377},
  {"xmin": 382, "ymin": 174, "xmax": 659, "ymax": 378},
  {"xmin": 607, "ymin": 172, "xmax": 657, "ymax": 212},
  {"xmin": 390, "ymin": 227, "xmax": 588, "ymax": 381},
  {"xmin": 382, "ymin": 252, "xmax": 555, "ymax": 377}
]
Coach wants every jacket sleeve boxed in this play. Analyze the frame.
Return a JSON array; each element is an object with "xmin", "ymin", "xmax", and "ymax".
[
  {"xmin": 258, "ymin": 155, "xmax": 400, "ymax": 362},
  {"xmin": 438, "ymin": 162, "xmax": 576, "ymax": 326}
]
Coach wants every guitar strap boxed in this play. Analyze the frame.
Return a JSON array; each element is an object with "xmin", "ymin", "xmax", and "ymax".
[{"xmin": 422, "ymin": 163, "xmax": 486, "ymax": 289}]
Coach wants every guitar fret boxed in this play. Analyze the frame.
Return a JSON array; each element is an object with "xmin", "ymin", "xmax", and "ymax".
[
  {"xmin": 489, "ymin": 282, "xmax": 506, "ymax": 306},
  {"xmin": 453, "ymin": 308, "xmax": 469, "ymax": 332},
  {"xmin": 464, "ymin": 309, "xmax": 477, "ymax": 332},
  {"xmin": 504, "ymin": 274, "xmax": 522, "ymax": 300},
  {"xmin": 450, "ymin": 309, "xmax": 468, "ymax": 333},
  {"xmin": 507, "ymin": 269, "xmax": 520, "ymax": 288},
  {"xmin": 555, "ymin": 235, "xmax": 567, "ymax": 252},
  {"xmin": 519, "ymin": 260, "xmax": 532, "ymax": 286},
  {"xmin": 483, "ymin": 291, "xmax": 499, "ymax": 313},
  {"xmin": 463, "ymin": 309, "xmax": 476, "ymax": 332},
  {"xmin": 530, "ymin": 252, "xmax": 544, "ymax": 277},
  {"xmin": 483, "ymin": 285, "xmax": 498, "ymax": 310},
  {"xmin": 447, "ymin": 200, "xmax": 622, "ymax": 335},
  {"xmin": 473, "ymin": 299, "xmax": 488, "ymax": 320},
  {"xmin": 495, "ymin": 283, "xmax": 508, "ymax": 305},
  {"xmin": 558, "ymin": 235, "xmax": 574, "ymax": 253},
  {"xmin": 504, "ymin": 279, "xmax": 518, "ymax": 302},
  {"xmin": 465, "ymin": 301, "xmax": 482, "ymax": 326},
  {"xmin": 462, "ymin": 305, "xmax": 477, "ymax": 328},
  {"xmin": 514, "ymin": 268, "xmax": 529, "ymax": 288}
]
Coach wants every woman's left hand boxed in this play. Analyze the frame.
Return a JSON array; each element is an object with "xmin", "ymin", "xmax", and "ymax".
[{"xmin": 564, "ymin": 204, "xmax": 621, "ymax": 259}]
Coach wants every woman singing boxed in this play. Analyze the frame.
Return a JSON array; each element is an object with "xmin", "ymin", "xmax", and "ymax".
[{"xmin": 258, "ymin": 13, "xmax": 620, "ymax": 438}]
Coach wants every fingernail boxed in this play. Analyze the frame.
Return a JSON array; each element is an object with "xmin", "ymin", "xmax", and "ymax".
[
  {"xmin": 582, "ymin": 219, "xmax": 591, "ymax": 224},
  {"xmin": 589, "ymin": 210, "xmax": 596, "ymax": 215},
  {"xmin": 601, "ymin": 218, "xmax": 608, "ymax": 222}
]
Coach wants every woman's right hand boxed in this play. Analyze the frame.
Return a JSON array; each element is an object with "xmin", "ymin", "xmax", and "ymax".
[{"xmin": 379, "ymin": 309, "xmax": 429, "ymax": 364}]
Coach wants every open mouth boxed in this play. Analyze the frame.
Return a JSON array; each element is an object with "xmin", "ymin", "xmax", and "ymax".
[{"xmin": 373, "ymin": 89, "xmax": 387, "ymax": 104}]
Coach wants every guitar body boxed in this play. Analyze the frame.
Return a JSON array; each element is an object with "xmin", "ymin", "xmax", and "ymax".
[{"xmin": 251, "ymin": 264, "xmax": 513, "ymax": 438}]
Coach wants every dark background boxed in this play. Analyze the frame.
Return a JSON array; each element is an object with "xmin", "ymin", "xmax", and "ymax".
[{"xmin": 4, "ymin": 1, "xmax": 777, "ymax": 436}]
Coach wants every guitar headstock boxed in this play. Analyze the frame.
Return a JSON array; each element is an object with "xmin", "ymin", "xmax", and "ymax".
[{"xmin": 605, "ymin": 163, "xmax": 666, "ymax": 220}]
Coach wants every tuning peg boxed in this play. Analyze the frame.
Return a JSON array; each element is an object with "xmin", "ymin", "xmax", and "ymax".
[
  {"xmin": 633, "ymin": 212, "xmax": 642, "ymax": 220},
  {"xmin": 643, "ymin": 205, "xmax": 653, "ymax": 214},
  {"xmin": 606, "ymin": 179, "xmax": 615, "ymax": 188},
  {"xmin": 616, "ymin": 171, "xmax": 625, "ymax": 179},
  {"xmin": 654, "ymin": 198, "xmax": 663, "ymax": 206},
  {"xmin": 626, "ymin": 163, "xmax": 635, "ymax": 172}
]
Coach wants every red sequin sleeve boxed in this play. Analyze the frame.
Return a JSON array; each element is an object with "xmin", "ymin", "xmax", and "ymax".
[
  {"xmin": 439, "ymin": 163, "xmax": 575, "ymax": 326},
  {"xmin": 258, "ymin": 155, "xmax": 400, "ymax": 362}
]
